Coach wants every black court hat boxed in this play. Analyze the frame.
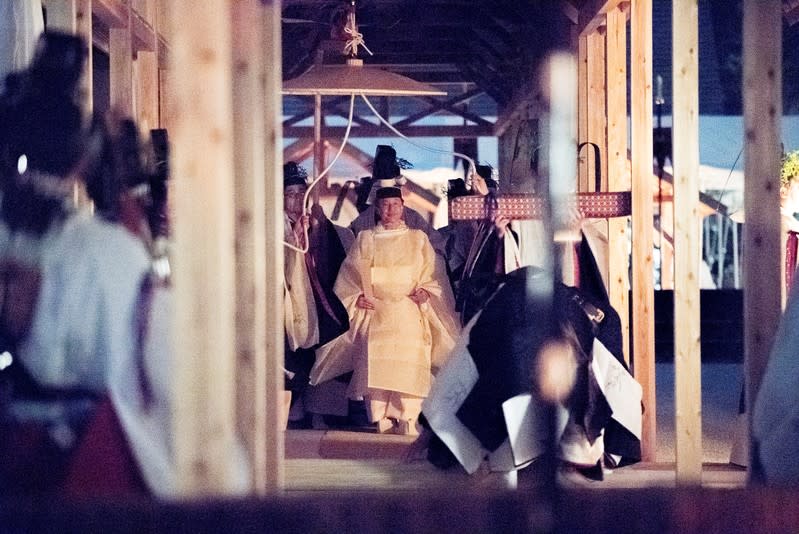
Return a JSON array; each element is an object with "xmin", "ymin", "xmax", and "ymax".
[{"xmin": 283, "ymin": 161, "xmax": 308, "ymax": 188}]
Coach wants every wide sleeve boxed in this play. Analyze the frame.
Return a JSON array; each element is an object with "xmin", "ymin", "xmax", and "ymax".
[
  {"xmin": 309, "ymin": 231, "xmax": 373, "ymax": 386},
  {"xmin": 334, "ymin": 230, "xmax": 373, "ymax": 313},
  {"xmin": 283, "ymin": 216, "xmax": 319, "ymax": 351},
  {"xmin": 415, "ymin": 232, "xmax": 461, "ymax": 369}
]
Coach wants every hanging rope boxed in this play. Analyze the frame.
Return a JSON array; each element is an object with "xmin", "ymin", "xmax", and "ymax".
[
  {"xmin": 283, "ymin": 93, "xmax": 356, "ymax": 253},
  {"xmin": 342, "ymin": 8, "xmax": 373, "ymax": 58},
  {"xmin": 359, "ymin": 94, "xmax": 477, "ymax": 189}
]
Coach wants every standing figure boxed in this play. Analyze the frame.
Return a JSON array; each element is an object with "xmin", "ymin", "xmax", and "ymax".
[
  {"xmin": 311, "ymin": 186, "xmax": 460, "ymax": 435},
  {"xmin": 283, "ymin": 162, "xmax": 353, "ymax": 427},
  {"xmin": 444, "ymin": 165, "xmax": 521, "ymax": 325},
  {"xmin": 350, "ymin": 145, "xmax": 446, "ymax": 256}
]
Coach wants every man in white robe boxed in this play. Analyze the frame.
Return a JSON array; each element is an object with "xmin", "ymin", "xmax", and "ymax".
[
  {"xmin": 311, "ymin": 186, "xmax": 460, "ymax": 435},
  {"xmin": 283, "ymin": 162, "xmax": 354, "ymax": 427}
]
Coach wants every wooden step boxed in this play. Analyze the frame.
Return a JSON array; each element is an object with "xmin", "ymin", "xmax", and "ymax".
[{"xmin": 286, "ymin": 429, "xmax": 416, "ymax": 460}]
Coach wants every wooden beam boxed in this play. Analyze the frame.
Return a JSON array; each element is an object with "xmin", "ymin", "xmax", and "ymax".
[
  {"xmin": 132, "ymin": 0, "xmax": 155, "ymax": 25},
  {"xmin": 606, "ymin": 6, "xmax": 631, "ymax": 367},
  {"xmin": 394, "ymin": 89, "xmax": 487, "ymax": 129},
  {"xmin": 630, "ymin": 0, "xmax": 656, "ymax": 463},
  {"xmin": 283, "ymin": 124, "xmax": 494, "ymax": 139},
  {"xmin": 232, "ymin": 0, "xmax": 268, "ymax": 495},
  {"xmin": 586, "ymin": 30, "xmax": 607, "ymax": 192},
  {"xmin": 131, "ymin": 9, "xmax": 157, "ymax": 52},
  {"xmin": 493, "ymin": 79, "xmax": 544, "ymax": 138},
  {"xmin": 562, "ymin": 0, "xmax": 580, "ymax": 24},
  {"xmin": 262, "ymin": 0, "xmax": 286, "ymax": 493},
  {"xmin": 672, "ymin": 0, "xmax": 702, "ymax": 485},
  {"xmin": 109, "ymin": 5, "xmax": 133, "ymax": 116},
  {"xmin": 283, "ymin": 138, "xmax": 314, "ymax": 163},
  {"xmin": 92, "ymin": 0, "xmax": 128, "ymax": 27},
  {"xmin": 577, "ymin": 34, "xmax": 589, "ymax": 193},
  {"xmin": 167, "ymin": 0, "xmax": 239, "ymax": 496},
  {"xmin": 743, "ymin": 0, "xmax": 782, "ymax": 474},
  {"xmin": 577, "ymin": 0, "xmax": 626, "ymax": 37},
  {"xmin": 133, "ymin": 50, "xmax": 158, "ymax": 131}
]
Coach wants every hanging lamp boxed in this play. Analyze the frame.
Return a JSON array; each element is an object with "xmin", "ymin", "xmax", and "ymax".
[{"xmin": 282, "ymin": 1, "xmax": 446, "ymax": 97}]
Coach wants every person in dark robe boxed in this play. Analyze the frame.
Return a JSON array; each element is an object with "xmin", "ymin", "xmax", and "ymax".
[
  {"xmin": 349, "ymin": 145, "xmax": 447, "ymax": 257},
  {"xmin": 282, "ymin": 162, "xmax": 354, "ymax": 428},
  {"xmin": 445, "ymin": 165, "xmax": 521, "ymax": 325},
  {"xmin": 416, "ymin": 264, "xmax": 642, "ymax": 483}
]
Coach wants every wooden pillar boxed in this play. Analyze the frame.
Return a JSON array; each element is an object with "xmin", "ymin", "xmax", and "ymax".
[
  {"xmin": 231, "ymin": 0, "xmax": 268, "ymax": 495},
  {"xmin": 167, "ymin": 0, "xmax": 239, "ymax": 496},
  {"xmin": 156, "ymin": 2, "xmax": 171, "ymax": 130},
  {"xmin": 110, "ymin": 6, "xmax": 133, "ymax": 116},
  {"xmin": 42, "ymin": 0, "xmax": 93, "ymax": 115},
  {"xmin": 742, "ymin": 0, "xmax": 782, "ymax": 476},
  {"xmin": 606, "ymin": 6, "xmax": 631, "ymax": 367},
  {"xmin": 630, "ymin": 0, "xmax": 656, "ymax": 462},
  {"xmin": 262, "ymin": 0, "xmax": 286, "ymax": 492},
  {"xmin": 313, "ymin": 93, "xmax": 324, "ymax": 204},
  {"xmin": 586, "ymin": 30, "xmax": 608, "ymax": 193},
  {"xmin": 672, "ymin": 0, "xmax": 702, "ymax": 484},
  {"xmin": 577, "ymin": 35, "xmax": 589, "ymax": 192},
  {"xmin": 134, "ymin": 51, "xmax": 159, "ymax": 131}
]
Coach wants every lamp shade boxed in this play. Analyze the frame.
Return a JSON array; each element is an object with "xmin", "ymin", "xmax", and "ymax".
[{"xmin": 282, "ymin": 58, "xmax": 446, "ymax": 97}]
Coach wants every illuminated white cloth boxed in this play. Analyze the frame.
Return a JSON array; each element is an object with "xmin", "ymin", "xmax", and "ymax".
[{"xmin": 311, "ymin": 224, "xmax": 459, "ymax": 401}]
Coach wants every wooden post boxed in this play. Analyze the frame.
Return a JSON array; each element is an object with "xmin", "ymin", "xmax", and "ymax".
[
  {"xmin": 587, "ymin": 30, "xmax": 608, "ymax": 193},
  {"xmin": 313, "ymin": 93, "xmax": 324, "ymax": 205},
  {"xmin": 110, "ymin": 6, "xmax": 133, "ymax": 116},
  {"xmin": 672, "ymin": 0, "xmax": 702, "ymax": 484},
  {"xmin": 630, "ymin": 0, "xmax": 656, "ymax": 462},
  {"xmin": 577, "ymin": 35, "xmax": 589, "ymax": 193},
  {"xmin": 42, "ymin": 0, "xmax": 93, "ymax": 115},
  {"xmin": 262, "ymin": 0, "xmax": 286, "ymax": 492},
  {"xmin": 134, "ymin": 50, "xmax": 159, "ymax": 131},
  {"xmin": 606, "ymin": 6, "xmax": 630, "ymax": 367},
  {"xmin": 167, "ymin": 0, "xmax": 239, "ymax": 496},
  {"xmin": 231, "ymin": 0, "xmax": 268, "ymax": 495},
  {"xmin": 742, "ymin": 0, "xmax": 782, "ymax": 476}
]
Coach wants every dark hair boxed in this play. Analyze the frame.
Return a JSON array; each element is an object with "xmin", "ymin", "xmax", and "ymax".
[
  {"xmin": 84, "ymin": 116, "xmax": 149, "ymax": 222},
  {"xmin": 0, "ymin": 31, "xmax": 88, "ymax": 234}
]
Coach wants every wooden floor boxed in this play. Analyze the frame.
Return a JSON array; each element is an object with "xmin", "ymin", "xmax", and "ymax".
[
  {"xmin": 285, "ymin": 429, "xmax": 748, "ymax": 491},
  {"xmin": 0, "ymin": 430, "xmax": 786, "ymax": 534}
]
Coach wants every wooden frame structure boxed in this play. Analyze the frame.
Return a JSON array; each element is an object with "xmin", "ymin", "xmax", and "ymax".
[{"xmin": 38, "ymin": 0, "xmax": 787, "ymax": 495}]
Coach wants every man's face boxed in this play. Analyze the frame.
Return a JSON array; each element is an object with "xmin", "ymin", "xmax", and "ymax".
[
  {"xmin": 284, "ymin": 184, "xmax": 306, "ymax": 219},
  {"xmin": 376, "ymin": 197, "xmax": 404, "ymax": 227}
]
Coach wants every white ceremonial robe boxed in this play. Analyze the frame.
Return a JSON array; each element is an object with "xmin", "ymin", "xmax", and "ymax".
[{"xmin": 311, "ymin": 224, "xmax": 460, "ymax": 403}]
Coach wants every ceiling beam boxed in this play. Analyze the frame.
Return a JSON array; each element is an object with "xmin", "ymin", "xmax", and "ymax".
[
  {"xmin": 93, "ymin": 0, "xmax": 128, "ymax": 27},
  {"xmin": 394, "ymin": 88, "xmax": 490, "ymax": 128},
  {"xmin": 577, "ymin": 0, "xmax": 626, "ymax": 36},
  {"xmin": 284, "ymin": 124, "xmax": 494, "ymax": 138}
]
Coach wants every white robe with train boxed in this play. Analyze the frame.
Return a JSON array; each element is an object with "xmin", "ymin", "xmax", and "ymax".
[{"xmin": 311, "ymin": 224, "xmax": 460, "ymax": 399}]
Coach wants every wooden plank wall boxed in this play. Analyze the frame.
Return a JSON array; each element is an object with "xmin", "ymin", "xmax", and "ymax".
[
  {"xmin": 742, "ymin": 0, "xmax": 782, "ymax": 471},
  {"xmin": 630, "ymin": 0, "xmax": 656, "ymax": 462},
  {"xmin": 672, "ymin": 0, "xmax": 702, "ymax": 484}
]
